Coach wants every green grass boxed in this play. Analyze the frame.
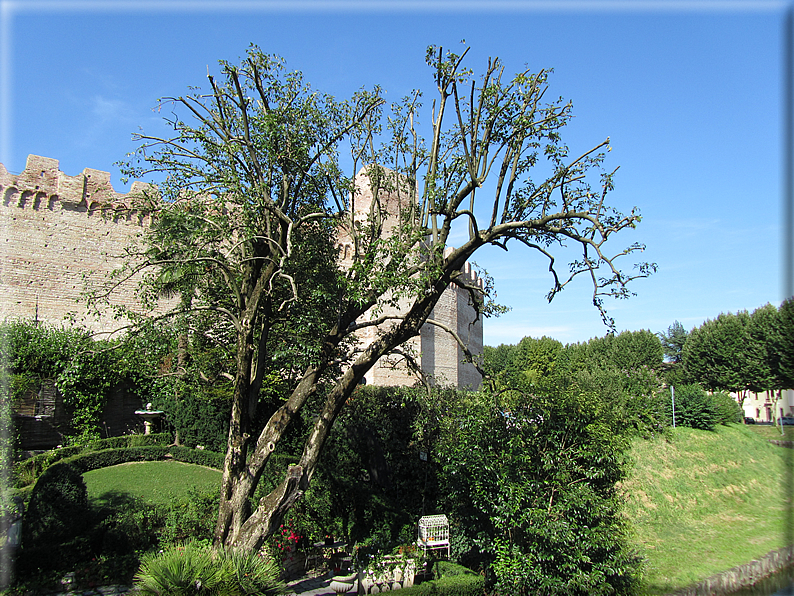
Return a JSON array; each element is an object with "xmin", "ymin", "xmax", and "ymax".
[
  {"xmin": 83, "ymin": 460, "xmax": 222, "ymax": 506},
  {"xmin": 621, "ymin": 424, "xmax": 792, "ymax": 595},
  {"xmin": 745, "ymin": 422, "xmax": 794, "ymax": 441}
]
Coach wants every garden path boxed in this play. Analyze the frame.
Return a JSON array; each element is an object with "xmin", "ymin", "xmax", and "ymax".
[{"xmin": 28, "ymin": 574, "xmax": 352, "ymax": 596}]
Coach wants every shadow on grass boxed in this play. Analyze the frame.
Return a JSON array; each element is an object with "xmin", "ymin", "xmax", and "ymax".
[{"xmin": 91, "ymin": 488, "xmax": 147, "ymax": 509}]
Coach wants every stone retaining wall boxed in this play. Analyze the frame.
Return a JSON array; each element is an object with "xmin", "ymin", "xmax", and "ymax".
[
  {"xmin": 768, "ymin": 440, "xmax": 794, "ymax": 448},
  {"xmin": 669, "ymin": 545, "xmax": 794, "ymax": 596}
]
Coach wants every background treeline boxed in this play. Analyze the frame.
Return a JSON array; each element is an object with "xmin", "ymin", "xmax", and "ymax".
[
  {"xmin": 674, "ymin": 300, "xmax": 794, "ymax": 416},
  {"xmin": 484, "ymin": 328, "xmax": 741, "ymax": 434}
]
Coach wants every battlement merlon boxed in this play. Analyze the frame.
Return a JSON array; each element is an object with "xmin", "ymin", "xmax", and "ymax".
[
  {"xmin": 0, "ymin": 154, "xmax": 152, "ymax": 210},
  {"xmin": 442, "ymin": 247, "xmax": 485, "ymax": 291}
]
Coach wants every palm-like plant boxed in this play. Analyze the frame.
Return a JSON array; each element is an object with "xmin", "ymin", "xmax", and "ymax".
[{"xmin": 134, "ymin": 540, "xmax": 285, "ymax": 596}]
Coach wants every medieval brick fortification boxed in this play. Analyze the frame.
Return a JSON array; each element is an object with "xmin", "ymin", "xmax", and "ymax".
[
  {"xmin": 1, "ymin": 155, "xmax": 482, "ymax": 390},
  {"xmin": 340, "ymin": 169, "xmax": 484, "ymax": 389},
  {"xmin": 1, "ymin": 155, "xmax": 153, "ymax": 336}
]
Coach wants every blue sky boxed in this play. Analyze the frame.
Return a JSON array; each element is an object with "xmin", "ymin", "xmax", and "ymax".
[{"xmin": 0, "ymin": 0, "xmax": 789, "ymax": 347}]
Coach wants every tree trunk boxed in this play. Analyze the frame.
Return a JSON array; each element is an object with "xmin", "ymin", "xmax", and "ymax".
[{"xmin": 220, "ymin": 276, "xmax": 451, "ymax": 551}]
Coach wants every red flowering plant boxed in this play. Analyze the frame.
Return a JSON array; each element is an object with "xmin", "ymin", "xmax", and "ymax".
[{"xmin": 273, "ymin": 520, "xmax": 304, "ymax": 560}]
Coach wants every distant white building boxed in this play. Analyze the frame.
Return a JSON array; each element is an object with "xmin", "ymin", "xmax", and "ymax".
[{"xmin": 738, "ymin": 389, "xmax": 794, "ymax": 422}]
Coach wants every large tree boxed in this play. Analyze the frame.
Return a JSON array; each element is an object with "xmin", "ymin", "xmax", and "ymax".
[
  {"xmin": 683, "ymin": 311, "xmax": 757, "ymax": 408},
  {"xmin": 658, "ymin": 320, "xmax": 688, "ymax": 364},
  {"xmin": 101, "ymin": 45, "xmax": 653, "ymax": 551}
]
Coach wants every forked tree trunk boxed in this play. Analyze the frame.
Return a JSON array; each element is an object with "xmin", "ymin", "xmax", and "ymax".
[{"xmin": 215, "ymin": 281, "xmax": 448, "ymax": 551}]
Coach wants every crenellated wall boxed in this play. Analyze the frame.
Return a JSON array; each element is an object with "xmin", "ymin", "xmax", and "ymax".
[
  {"xmin": 0, "ymin": 155, "xmax": 152, "ymax": 335},
  {"xmin": 1, "ymin": 156, "xmax": 482, "ymax": 389}
]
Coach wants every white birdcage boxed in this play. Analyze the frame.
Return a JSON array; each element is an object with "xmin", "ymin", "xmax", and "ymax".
[{"xmin": 417, "ymin": 514, "xmax": 450, "ymax": 558}]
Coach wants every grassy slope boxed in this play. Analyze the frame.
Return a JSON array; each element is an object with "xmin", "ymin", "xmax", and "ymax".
[
  {"xmin": 83, "ymin": 460, "xmax": 222, "ymax": 506},
  {"xmin": 621, "ymin": 424, "xmax": 793, "ymax": 595}
]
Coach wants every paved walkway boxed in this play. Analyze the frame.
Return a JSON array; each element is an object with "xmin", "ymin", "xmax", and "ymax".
[
  {"xmin": 31, "ymin": 575, "xmax": 355, "ymax": 596},
  {"xmin": 286, "ymin": 574, "xmax": 357, "ymax": 596}
]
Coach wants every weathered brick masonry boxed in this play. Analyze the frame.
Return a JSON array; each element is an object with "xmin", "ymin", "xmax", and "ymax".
[
  {"xmin": 1, "ymin": 154, "xmax": 151, "ymax": 336},
  {"xmin": 1, "ymin": 155, "xmax": 482, "ymax": 389}
]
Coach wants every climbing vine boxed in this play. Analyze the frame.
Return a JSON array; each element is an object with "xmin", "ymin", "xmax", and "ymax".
[{"xmin": 0, "ymin": 320, "xmax": 172, "ymax": 443}]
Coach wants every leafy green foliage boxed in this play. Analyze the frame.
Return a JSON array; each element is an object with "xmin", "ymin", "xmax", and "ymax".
[
  {"xmin": 668, "ymin": 385, "xmax": 718, "ymax": 431},
  {"xmin": 682, "ymin": 312, "xmax": 752, "ymax": 394},
  {"xmin": 1, "ymin": 320, "xmax": 177, "ymax": 442},
  {"xmin": 436, "ymin": 391, "xmax": 643, "ymax": 596},
  {"xmin": 13, "ymin": 466, "xmax": 224, "ymax": 592},
  {"xmin": 780, "ymin": 297, "xmax": 794, "ymax": 388},
  {"xmin": 160, "ymin": 487, "xmax": 219, "ymax": 545},
  {"xmin": 134, "ymin": 540, "xmax": 285, "ymax": 596},
  {"xmin": 680, "ymin": 304, "xmax": 794, "ymax": 413},
  {"xmin": 710, "ymin": 391, "xmax": 743, "ymax": 425},
  {"xmin": 398, "ymin": 568, "xmax": 484, "ymax": 596},
  {"xmin": 484, "ymin": 330, "xmax": 668, "ymax": 438},
  {"xmin": 747, "ymin": 303, "xmax": 785, "ymax": 392},
  {"xmin": 658, "ymin": 321, "xmax": 688, "ymax": 364},
  {"xmin": 281, "ymin": 386, "xmax": 437, "ymax": 547},
  {"xmin": 22, "ymin": 463, "xmax": 89, "ymax": 547}
]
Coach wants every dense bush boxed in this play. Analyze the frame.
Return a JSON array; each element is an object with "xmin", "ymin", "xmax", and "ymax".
[
  {"xmin": 169, "ymin": 445, "xmax": 224, "ymax": 469},
  {"xmin": 711, "ymin": 391, "xmax": 743, "ymax": 425},
  {"xmin": 436, "ymin": 390, "xmax": 643, "ymax": 596},
  {"xmin": 154, "ymin": 390, "xmax": 232, "ymax": 453},
  {"xmin": 290, "ymin": 385, "xmax": 438, "ymax": 547},
  {"xmin": 22, "ymin": 463, "xmax": 90, "ymax": 548},
  {"xmin": 668, "ymin": 384, "xmax": 719, "ymax": 431},
  {"xmin": 160, "ymin": 487, "xmax": 219, "ymax": 545},
  {"xmin": 134, "ymin": 540, "xmax": 285, "ymax": 596},
  {"xmin": 12, "ymin": 475, "xmax": 224, "ymax": 592},
  {"xmin": 62, "ymin": 447, "xmax": 172, "ymax": 474},
  {"xmin": 400, "ymin": 572, "xmax": 484, "ymax": 596},
  {"xmin": 484, "ymin": 331, "xmax": 668, "ymax": 438}
]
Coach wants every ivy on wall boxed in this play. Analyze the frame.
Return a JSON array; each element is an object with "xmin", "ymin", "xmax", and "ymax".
[{"xmin": 0, "ymin": 320, "xmax": 172, "ymax": 444}]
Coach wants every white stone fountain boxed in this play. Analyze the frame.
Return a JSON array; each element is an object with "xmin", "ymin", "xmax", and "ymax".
[{"xmin": 134, "ymin": 402, "xmax": 165, "ymax": 435}]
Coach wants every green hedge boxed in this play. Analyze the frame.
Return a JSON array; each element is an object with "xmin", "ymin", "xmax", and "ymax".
[
  {"xmin": 169, "ymin": 446, "xmax": 224, "ymax": 469},
  {"xmin": 400, "ymin": 572, "xmax": 484, "ymax": 596},
  {"xmin": 14, "ymin": 434, "xmax": 172, "ymax": 488},
  {"xmin": 14, "ymin": 437, "xmax": 227, "ymax": 489}
]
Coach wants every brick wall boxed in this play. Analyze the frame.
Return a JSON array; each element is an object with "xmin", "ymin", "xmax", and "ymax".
[
  {"xmin": 0, "ymin": 155, "xmax": 151, "ymax": 335},
  {"xmin": 1, "ymin": 156, "xmax": 482, "ymax": 390}
]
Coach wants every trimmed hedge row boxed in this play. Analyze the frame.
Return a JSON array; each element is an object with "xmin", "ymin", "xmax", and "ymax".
[
  {"xmin": 168, "ymin": 446, "xmax": 224, "ymax": 469},
  {"xmin": 15, "ymin": 437, "xmax": 227, "ymax": 489},
  {"xmin": 401, "ymin": 572, "xmax": 484, "ymax": 596},
  {"xmin": 60, "ymin": 446, "xmax": 171, "ymax": 473},
  {"xmin": 15, "ymin": 433, "xmax": 172, "ymax": 487}
]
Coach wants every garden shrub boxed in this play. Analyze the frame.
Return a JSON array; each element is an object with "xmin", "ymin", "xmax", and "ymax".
[
  {"xmin": 430, "ymin": 560, "xmax": 476, "ymax": 578},
  {"xmin": 711, "ymin": 390, "xmax": 743, "ymax": 425},
  {"xmin": 668, "ymin": 384, "xmax": 718, "ymax": 430},
  {"xmin": 399, "ymin": 571, "xmax": 484, "ymax": 596},
  {"xmin": 288, "ymin": 385, "xmax": 437, "ymax": 547},
  {"xmin": 62, "ymin": 446, "xmax": 171, "ymax": 473},
  {"xmin": 134, "ymin": 540, "xmax": 284, "ymax": 596},
  {"xmin": 160, "ymin": 487, "xmax": 219, "ymax": 546},
  {"xmin": 436, "ymin": 390, "xmax": 643, "ymax": 596},
  {"xmin": 22, "ymin": 463, "xmax": 90, "ymax": 548},
  {"xmin": 169, "ymin": 445, "xmax": 224, "ymax": 469}
]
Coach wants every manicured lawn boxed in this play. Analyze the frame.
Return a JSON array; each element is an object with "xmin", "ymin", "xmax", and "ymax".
[
  {"xmin": 622, "ymin": 424, "xmax": 793, "ymax": 595},
  {"xmin": 83, "ymin": 460, "xmax": 222, "ymax": 506}
]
